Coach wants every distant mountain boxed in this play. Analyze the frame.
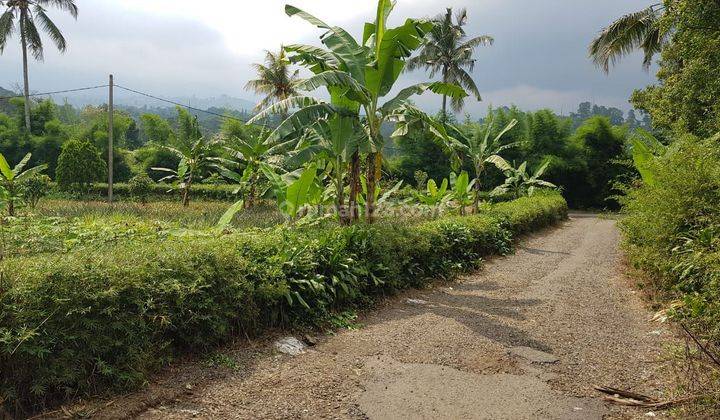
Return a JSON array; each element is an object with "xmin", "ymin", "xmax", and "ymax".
[{"xmin": 56, "ymin": 90, "xmax": 257, "ymax": 114}]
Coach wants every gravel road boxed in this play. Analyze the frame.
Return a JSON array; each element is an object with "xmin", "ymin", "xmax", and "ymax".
[{"xmin": 92, "ymin": 213, "xmax": 675, "ymax": 419}]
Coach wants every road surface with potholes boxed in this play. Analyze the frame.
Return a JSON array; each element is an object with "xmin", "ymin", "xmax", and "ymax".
[{"xmin": 90, "ymin": 213, "xmax": 675, "ymax": 419}]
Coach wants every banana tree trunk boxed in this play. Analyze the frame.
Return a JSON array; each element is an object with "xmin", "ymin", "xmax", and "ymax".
[
  {"xmin": 336, "ymin": 157, "xmax": 350, "ymax": 225},
  {"xmin": 245, "ymin": 171, "xmax": 258, "ymax": 209},
  {"xmin": 365, "ymin": 153, "xmax": 378, "ymax": 223},
  {"xmin": 348, "ymin": 151, "xmax": 360, "ymax": 223},
  {"xmin": 20, "ymin": 13, "xmax": 32, "ymax": 134},
  {"xmin": 182, "ymin": 175, "xmax": 193, "ymax": 207},
  {"xmin": 473, "ymin": 163, "xmax": 483, "ymax": 213}
]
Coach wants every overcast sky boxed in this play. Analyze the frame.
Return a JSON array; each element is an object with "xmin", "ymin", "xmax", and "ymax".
[{"xmin": 0, "ymin": 0, "xmax": 657, "ymax": 117}]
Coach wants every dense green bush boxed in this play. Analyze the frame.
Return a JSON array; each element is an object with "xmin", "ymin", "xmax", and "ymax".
[
  {"xmin": 127, "ymin": 173, "xmax": 154, "ymax": 204},
  {"xmin": 55, "ymin": 140, "xmax": 106, "ymax": 193},
  {"xmin": 0, "ymin": 193, "xmax": 567, "ymax": 413},
  {"xmin": 620, "ymin": 135, "xmax": 720, "ymax": 342},
  {"xmin": 18, "ymin": 174, "xmax": 52, "ymax": 209}
]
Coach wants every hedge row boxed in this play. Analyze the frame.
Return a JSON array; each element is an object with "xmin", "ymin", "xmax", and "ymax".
[
  {"xmin": 67, "ymin": 182, "xmax": 241, "ymax": 201},
  {"xmin": 0, "ymin": 193, "xmax": 568, "ymax": 413}
]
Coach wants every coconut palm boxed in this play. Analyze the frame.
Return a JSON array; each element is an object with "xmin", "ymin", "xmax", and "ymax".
[
  {"xmin": 588, "ymin": 3, "xmax": 668, "ymax": 72},
  {"xmin": 406, "ymin": 8, "xmax": 493, "ymax": 117},
  {"xmin": 0, "ymin": 0, "xmax": 78, "ymax": 133},
  {"xmin": 245, "ymin": 48, "xmax": 301, "ymax": 118}
]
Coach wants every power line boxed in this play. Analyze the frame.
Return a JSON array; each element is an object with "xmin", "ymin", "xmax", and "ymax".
[
  {"xmin": 0, "ymin": 84, "xmax": 109, "ymax": 100},
  {"xmin": 114, "ymin": 85, "xmax": 248, "ymax": 123},
  {"xmin": 0, "ymin": 82, "xmax": 253, "ymax": 123}
]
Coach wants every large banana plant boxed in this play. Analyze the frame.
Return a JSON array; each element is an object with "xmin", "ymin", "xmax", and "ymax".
[
  {"xmin": 285, "ymin": 114, "xmax": 366, "ymax": 224},
  {"xmin": 445, "ymin": 117, "xmax": 521, "ymax": 210},
  {"xmin": 213, "ymin": 126, "xmax": 291, "ymax": 208},
  {"xmin": 0, "ymin": 152, "xmax": 47, "ymax": 216},
  {"xmin": 488, "ymin": 157, "xmax": 557, "ymax": 199},
  {"xmin": 152, "ymin": 135, "xmax": 219, "ymax": 207},
  {"xmin": 392, "ymin": 107, "xmax": 520, "ymax": 211},
  {"xmin": 250, "ymin": 0, "xmax": 467, "ymax": 222}
]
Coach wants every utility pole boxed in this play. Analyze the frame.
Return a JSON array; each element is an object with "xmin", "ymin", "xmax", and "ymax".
[{"xmin": 108, "ymin": 74, "xmax": 114, "ymax": 204}]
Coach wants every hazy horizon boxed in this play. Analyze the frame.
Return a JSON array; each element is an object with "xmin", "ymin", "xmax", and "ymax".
[{"xmin": 0, "ymin": 0, "xmax": 658, "ymax": 117}]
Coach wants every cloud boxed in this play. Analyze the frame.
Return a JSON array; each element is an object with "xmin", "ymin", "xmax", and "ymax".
[{"xmin": 0, "ymin": 0, "xmax": 658, "ymax": 116}]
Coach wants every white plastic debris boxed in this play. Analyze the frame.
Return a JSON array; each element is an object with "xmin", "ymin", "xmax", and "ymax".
[
  {"xmin": 406, "ymin": 298, "xmax": 428, "ymax": 305},
  {"xmin": 274, "ymin": 336, "xmax": 307, "ymax": 356}
]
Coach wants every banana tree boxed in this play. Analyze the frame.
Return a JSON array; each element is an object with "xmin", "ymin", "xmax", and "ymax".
[
  {"xmin": 213, "ymin": 126, "xmax": 291, "ymax": 208},
  {"xmin": 390, "ymin": 106, "xmax": 520, "ymax": 211},
  {"xmin": 487, "ymin": 157, "xmax": 557, "ymax": 199},
  {"xmin": 446, "ymin": 118, "xmax": 520, "ymax": 210},
  {"xmin": 262, "ymin": 162, "xmax": 320, "ymax": 221},
  {"xmin": 416, "ymin": 177, "xmax": 451, "ymax": 211},
  {"xmin": 450, "ymin": 170, "xmax": 475, "ymax": 215},
  {"xmin": 0, "ymin": 152, "xmax": 46, "ymax": 216},
  {"xmin": 285, "ymin": 114, "xmax": 367, "ymax": 224},
  {"xmin": 152, "ymin": 136, "xmax": 219, "ymax": 207},
  {"xmin": 251, "ymin": 0, "xmax": 467, "ymax": 223}
]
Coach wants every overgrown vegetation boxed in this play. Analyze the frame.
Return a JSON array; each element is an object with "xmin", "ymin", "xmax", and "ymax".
[
  {"xmin": 619, "ymin": 134, "xmax": 720, "ymax": 411},
  {"xmin": 593, "ymin": 0, "xmax": 720, "ymax": 411}
]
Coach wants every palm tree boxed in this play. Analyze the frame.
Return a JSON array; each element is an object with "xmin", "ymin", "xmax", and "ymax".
[
  {"xmin": 245, "ymin": 48, "xmax": 301, "ymax": 119},
  {"xmin": 588, "ymin": 3, "xmax": 668, "ymax": 72},
  {"xmin": 0, "ymin": 0, "xmax": 78, "ymax": 133},
  {"xmin": 407, "ymin": 8, "xmax": 493, "ymax": 117}
]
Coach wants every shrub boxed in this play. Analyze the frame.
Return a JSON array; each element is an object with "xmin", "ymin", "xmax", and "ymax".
[
  {"xmin": 18, "ymin": 174, "xmax": 52, "ymax": 209},
  {"xmin": 55, "ymin": 140, "xmax": 106, "ymax": 193},
  {"xmin": 127, "ymin": 173, "xmax": 154, "ymax": 204},
  {"xmin": 0, "ymin": 193, "xmax": 567, "ymax": 413},
  {"xmin": 620, "ymin": 134, "xmax": 720, "ymax": 343}
]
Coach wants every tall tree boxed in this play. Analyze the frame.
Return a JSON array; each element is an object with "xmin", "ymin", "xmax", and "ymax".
[
  {"xmin": 406, "ymin": 8, "xmax": 493, "ymax": 117},
  {"xmin": 245, "ymin": 48, "xmax": 301, "ymax": 118},
  {"xmin": 589, "ymin": 1, "xmax": 720, "ymax": 136},
  {"xmin": 588, "ymin": 3, "xmax": 667, "ymax": 72},
  {"xmin": 0, "ymin": 0, "xmax": 78, "ymax": 133}
]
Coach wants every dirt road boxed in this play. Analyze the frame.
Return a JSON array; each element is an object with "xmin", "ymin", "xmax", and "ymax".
[{"xmin": 94, "ymin": 214, "xmax": 674, "ymax": 419}]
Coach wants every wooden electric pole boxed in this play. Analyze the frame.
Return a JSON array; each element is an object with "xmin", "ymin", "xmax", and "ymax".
[{"xmin": 108, "ymin": 74, "xmax": 114, "ymax": 203}]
